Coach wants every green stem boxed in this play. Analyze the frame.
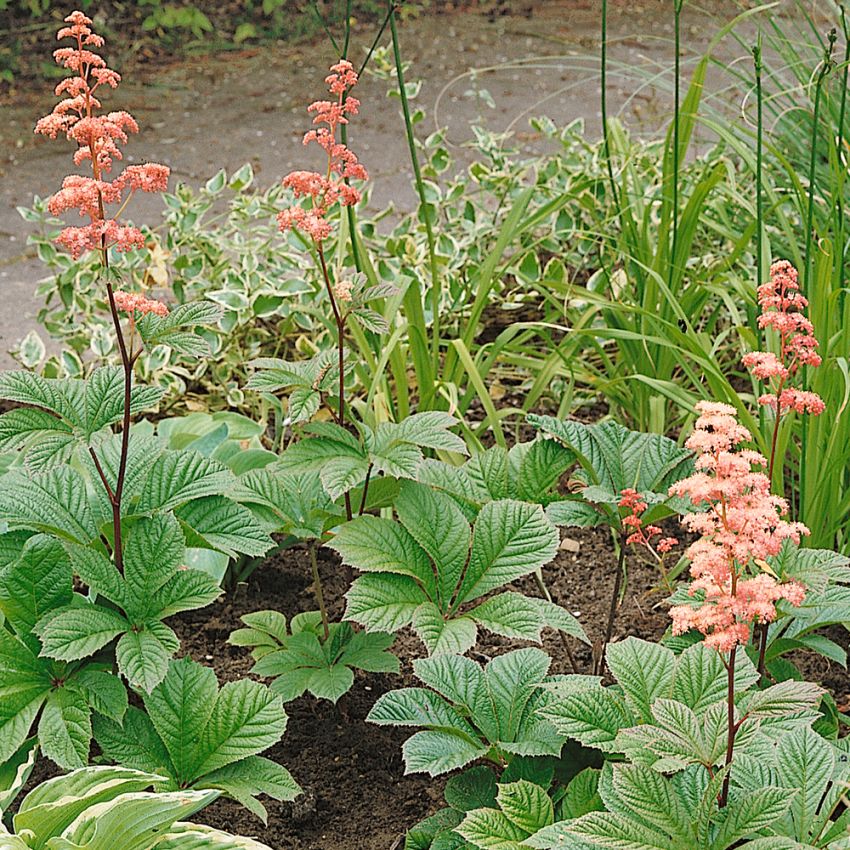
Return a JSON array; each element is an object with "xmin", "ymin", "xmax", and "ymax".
[
  {"xmin": 389, "ymin": 2, "xmax": 441, "ymax": 404},
  {"xmin": 309, "ymin": 543, "xmax": 330, "ymax": 641},
  {"xmin": 669, "ymin": 0, "xmax": 683, "ymax": 288}
]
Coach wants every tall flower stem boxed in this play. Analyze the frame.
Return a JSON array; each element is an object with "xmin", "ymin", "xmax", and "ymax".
[
  {"xmin": 389, "ymin": 2, "xmax": 441, "ymax": 399},
  {"xmin": 752, "ymin": 39, "xmax": 763, "ymax": 302},
  {"xmin": 669, "ymin": 0, "xmax": 684, "ymax": 288},
  {"xmin": 719, "ymin": 643, "xmax": 737, "ymax": 808},
  {"xmin": 597, "ymin": 530, "xmax": 627, "ymax": 676},
  {"xmin": 317, "ymin": 242, "xmax": 353, "ymax": 521}
]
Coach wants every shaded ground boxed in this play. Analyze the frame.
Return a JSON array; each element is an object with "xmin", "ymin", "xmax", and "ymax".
[{"xmin": 0, "ymin": 0, "xmax": 763, "ymax": 365}]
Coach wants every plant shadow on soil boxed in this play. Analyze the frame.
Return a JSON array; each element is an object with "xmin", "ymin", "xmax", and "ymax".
[{"xmin": 166, "ymin": 524, "xmax": 850, "ymax": 850}]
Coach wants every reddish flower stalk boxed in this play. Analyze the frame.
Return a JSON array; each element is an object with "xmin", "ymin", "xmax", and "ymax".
[
  {"xmin": 619, "ymin": 487, "xmax": 678, "ymax": 589},
  {"xmin": 276, "ymin": 59, "xmax": 368, "ymax": 521},
  {"xmin": 743, "ymin": 260, "xmax": 824, "ymax": 484},
  {"xmin": 668, "ymin": 402, "xmax": 808, "ymax": 805},
  {"xmin": 36, "ymin": 12, "xmax": 169, "ymax": 573}
]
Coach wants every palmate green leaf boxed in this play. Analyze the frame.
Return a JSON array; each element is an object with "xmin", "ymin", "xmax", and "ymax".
[
  {"xmin": 485, "ymin": 648, "xmax": 551, "ymax": 744},
  {"xmin": 0, "ymin": 535, "xmax": 73, "ymax": 639},
  {"xmin": 93, "ymin": 708, "xmax": 175, "ymax": 778},
  {"xmin": 497, "ymin": 780, "xmax": 554, "ymax": 834},
  {"xmin": 329, "ymin": 514, "xmax": 435, "ymax": 590},
  {"xmin": 367, "ymin": 687, "xmax": 479, "ymax": 734},
  {"xmin": 444, "ymin": 767, "xmax": 498, "ymax": 812},
  {"xmin": 406, "ymin": 809, "xmax": 466, "ymax": 850},
  {"xmin": 123, "ymin": 514, "xmax": 185, "ymax": 614},
  {"xmin": 137, "ymin": 451, "xmax": 235, "ymax": 513},
  {"xmin": 456, "ymin": 807, "xmax": 529, "ymax": 850},
  {"xmin": 0, "ymin": 371, "xmax": 81, "ymax": 424},
  {"xmin": 470, "ymin": 593, "xmax": 588, "ymax": 645},
  {"xmin": 36, "ymin": 605, "xmax": 129, "ymax": 662},
  {"xmin": 607, "ymin": 764, "xmax": 693, "ymax": 844},
  {"xmin": 538, "ymin": 686, "xmax": 632, "ymax": 753},
  {"xmin": 200, "ymin": 756, "xmax": 300, "ymax": 824},
  {"xmin": 396, "ymin": 482, "xmax": 470, "ymax": 608},
  {"xmin": 774, "ymin": 727, "xmax": 834, "ymax": 841},
  {"xmin": 0, "ymin": 467, "xmax": 97, "ymax": 544},
  {"xmin": 195, "ymin": 678, "xmax": 287, "ymax": 776},
  {"xmin": 287, "ymin": 387, "xmax": 320, "ymax": 424},
  {"xmin": 50, "ymin": 788, "xmax": 219, "ymax": 850},
  {"xmin": 605, "ymin": 638, "xmax": 675, "ymax": 722},
  {"xmin": 69, "ymin": 669, "xmax": 127, "ymax": 724},
  {"xmin": 23, "ymin": 432, "xmax": 78, "ymax": 471},
  {"xmin": 743, "ymin": 681, "xmax": 824, "ymax": 719},
  {"xmin": 412, "ymin": 603, "xmax": 477, "ymax": 656},
  {"xmin": 385, "ymin": 411, "xmax": 469, "ymax": 455},
  {"xmin": 558, "ymin": 768, "xmax": 603, "ymax": 820},
  {"xmin": 454, "ymin": 500, "xmax": 558, "ymax": 606},
  {"xmin": 527, "ymin": 417, "xmax": 693, "ymax": 498},
  {"xmin": 402, "ymin": 730, "xmax": 489, "ymax": 777},
  {"xmin": 13, "ymin": 766, "xmax": 168, "ymax": 846},
  {"xmin": 545, "ymin": 499, "xmax": 604, "ymax": 529},
  {"xmin": 146, "ymin": 657, "xmax": 218, "ymax": 785},
  {"xmin": 116, "ymin": 622, "xmax": 179, "ymax": 692},
  {"xmin": 83, "ymin": 367, "xmax": 163, "ymax": 439},
  {"xmin": 344, "ymin": 573, "xmax": 427, "ymax": 633},
  {"xmin": 178, "ymin": 490, "xmax": 273, "ymax": 560},
  {"xmin": 68, "ymin": 545, "xmax": 126, "ymax": 609},
  {"xmin": 671, "ymin": 641, "xmax": 759, "ymax": 713},
  {"xmin": 37, "ymin": 689, "xmax": 91, "ymax": 770},
  {"xmin": 543, "ymin": 811, "xmax": 673, "ymax": 850},
  {"xmin": 709, "ymin": 787, "xmax": 795, "ymax": 850},
  {"xmin": 0, "ymin": 408, "xmax": 71, "ymax": 452},
  {"xmin": 149, "ymin": 570, "xmax": 222, "ymax": 619},
  {"xmin": 320, "ymin": 454, "xmax": 372, "ymax": 500}
]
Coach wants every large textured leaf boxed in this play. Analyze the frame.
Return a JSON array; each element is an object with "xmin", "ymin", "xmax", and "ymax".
[
  {"xmin": 402, "ymin": 730, "xmax": 488, "ymax": 776},
  {"xmin": 457, "ymin": 807, "xmax": 529, "ymax": 850},
  {"xmin": 606, "ymin": 638, "xmax": 675, "ymax": 722},
  {"xmin": 177, "ymin": 496, "xmax": 274, "ymax": 558},
  {"xmin": 195, "ymin": 679, "xmax": 287, "ymax": 776},
  {"xmin": 497, "ymin": 780, "xmax": 554, "ymax": 833},
  {"xmin": 527, "ymin": 417, "xmax": 692, "ymax": 498},
  {"xmin": 37, "ymin": 605, "xmax": 128, "ymax": 662},
  {"xmin": 116, "ymin": 622, "xmax": 179, "ymax": 692},
  {"xmin": 367, "ymin": 687, "xmax": 478, "ymax": 735},
  {"xmin": 609, "ymin": 764, "xmax": 693, "ymax": 843},
  {"xmin": 0, "ymin": 408, "xmax": 71, "ymax": 452},
  {"xmin": 0, "ymin": 371, "xmax": 81, "ymax": 424},
  {"xmin": 546, "ymin": 811, "xmax": 672, "ymax": 850},
  {"xmin": 37, "ymin": 689, "xmax": 91, "ymax": 770},
  {"xmin": 83, "ymin": 367, "xmax": 163, "ymax": 438},
  {"xmin": 146, "ymin": 657, "xmax": 218, "ymax": 786},
  {"xmin": 396, "ymin": 482, "xmax": 471, "ymax": 608},
  {"xmin": 344, "ymin": 573, "xmax": 426, "ymax": 632},
  {"xmin": 412, "ymin": 603, "xmax": 477, "ymax": 656},
  {"xmin": 93, "ymin": 709, "xmax": 175, "ymax": 778},
  {"xmin": 0, "ymin": 535, "xmax": 73, "ymax": 638},
  {"xmin": 329, "ymin": 515, "xmax": 435, "ymax": 591},
  {"xmin": 390, "ymin": 411, "xmax": 468, "ymax": 455},
  {"xmin": 200, "ymin": 756, "xmax": 300, "ymax": 823},
  {"xmin": 148, "ymin": 570, "xmax": 222, "ymax": 619},
  {"xmin": 774, "ymin": 727, "xmax": 834, "ymax": 841},
  {"xmin": 709, "ymin": 787, "xmax": 795, "ymax": 849},
  {"xmin": 538, "ymin": 687, "xmax": 632, "ymax": 752},
  {"xmin": 444, "ymin": 767, "xmax": 498, "ymax": 812},
  {"xmin": 486, "ymin": 648, "xmax": 552, "ymax": 744},
  {"xmin": 137, "ymin": 451, "xmax": 234, "ymax": 513},
  {"xmin": 123, "ymin": 515, "xmax": 185, "ymax": 620},
  {"xmin": 69, "ymin": 669, "xmax": 128, "ymax": 724},
  {"xmin": 454, "ymin": 500, "xmax": 558, "ymax": 605},
  {"xmin": 671, "ymin": 642, "xmax": 758, "ymax": 713},
  {"xmin": 471, "ymin": 593, "xmax": 587, "ymax": 644},
  {"xmin": 67, "ymin": 545, "xmax": 126, "ymax": 609},
  {"xmin": 0, "ymin": 467, "xmax": 97, "ymax": 543}
]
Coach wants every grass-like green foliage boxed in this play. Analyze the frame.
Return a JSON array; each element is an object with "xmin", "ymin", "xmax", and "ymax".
[
  {"xmin": 367, "ymin": 648, "xmax": 567, "ymax": 777},
  {"xmin": 524, "ymin": 638, "xmax": 841, "ymax": 850},
  {"xmin": 93, "ymin": 657, "xmax": 299, "ymax": 822},
  {"xmin": 229, "ymin": 610, "xmax": 398, "ymax": 704},
  {"xmin": 330, "ymin": 481, "xmax": 586, "ymax": 655},
  {"xmin": 0, "ymin": 765, "xmax": 275, "ymax": 850}
]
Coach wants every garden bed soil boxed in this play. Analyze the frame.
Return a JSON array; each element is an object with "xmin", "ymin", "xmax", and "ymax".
[{"xmin": 165, "ymin": 523, "xmax": 850, "ymax": 850}]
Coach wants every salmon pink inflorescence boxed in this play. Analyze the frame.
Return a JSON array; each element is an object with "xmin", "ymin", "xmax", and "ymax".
[
  {"xmin": 277, "ymin": 59, "xmax": 368, "ymax": 243},
  {"xmin": 35, "ymin": 11, "xmax": 170, "ymax": 259},
  {"xmin": 743, "ymin": 260, "xmax": 824, "ymax": 416},
  {"xmin": 668, "ymin": 401, "xmax": 807, "ymax": 653}
]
